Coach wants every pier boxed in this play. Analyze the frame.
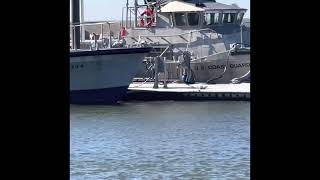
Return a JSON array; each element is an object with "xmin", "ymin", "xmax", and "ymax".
[{"xmin": 125, "ymin": 82, "xmax": 250, "ymax": 101}]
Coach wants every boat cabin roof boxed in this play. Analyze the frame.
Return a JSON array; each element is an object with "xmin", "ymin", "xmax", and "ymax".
[
  {"xmin": 161, "ymin": 1, "xmax": 205, "ymax": 12},
  {"xmin": 124, "ymin": 0, "xmax": 247, "ymax": 29},
  {"xmin": 202, "ymin": 2, "xmax": 247, "ymax": 11}
]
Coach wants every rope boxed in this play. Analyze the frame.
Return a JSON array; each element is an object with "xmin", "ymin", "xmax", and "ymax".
[
  {"xmin": 205, "ymin": 46, "xmax": 235, "ymax": 83},
  {"xmin": 231, "ymin": 70, "xmax": 250, "ymax": 84},
  {"xmin": 133, "ymin": 76, "xmax": 154, "ymax": 87}
]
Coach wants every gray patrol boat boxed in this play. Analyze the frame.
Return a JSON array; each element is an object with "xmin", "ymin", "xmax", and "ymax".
[{"xmin": 120, "ymin": 0, "xmax": 250, "ymax": 84}]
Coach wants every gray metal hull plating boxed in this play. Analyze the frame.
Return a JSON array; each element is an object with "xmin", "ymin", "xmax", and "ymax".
[
  {"xmin": 165, "ymin": 51, "xmax": 250, "ymax": 83},
  {"xmin": 70, "ymin": 48, "xmax": 151, "ymax": 104}
]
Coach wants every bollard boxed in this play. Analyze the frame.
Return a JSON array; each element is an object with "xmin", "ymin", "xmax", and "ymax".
[
  {"xmin": 163, "ymin": 57, "xmax": 168, "ymax": 88},
  {"xmin": 153, "ymin": 57, "xmax": 159, "ymax": 88}
]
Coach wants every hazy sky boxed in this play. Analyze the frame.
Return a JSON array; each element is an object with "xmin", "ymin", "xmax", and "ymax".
[{"xmin": 75, "ymin": 0, "xmax": 250, "ymax": 21}]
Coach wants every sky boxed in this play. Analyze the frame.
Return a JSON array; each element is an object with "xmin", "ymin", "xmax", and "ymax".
[{"xmin": 73, "ymin": 0, "xmax": 250, "ymax": 21}]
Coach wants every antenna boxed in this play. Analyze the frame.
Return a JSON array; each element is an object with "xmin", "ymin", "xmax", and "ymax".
[
  {"xmin": 126, "ymin": 0, "xmax": 129, "ymax": 28},
  {"xmin": 135, "ymin": 0, "xmax": 138, "ymax": 28},
  {"xmin": 71, "ymin": 0, "xmax": 80, "ymax": 49},
  {"xmin": 80, "ymin": 0, "xmax": 85, "ymax": 41}
]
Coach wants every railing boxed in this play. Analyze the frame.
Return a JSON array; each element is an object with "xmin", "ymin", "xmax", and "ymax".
[
  {"xmin": 128, "ymin": 28, "xmax": 219, "ymax": 38},
  {"xmin": 131, "ymin": 28, "xmax": 229, "ymax": 63},
  {"xmin": 126, "ymin": 28, "xmax": 221, "ymax": 52},
  {"xmin": 70, "ymin": 21, "xmax": 115, "ymax": 50}
]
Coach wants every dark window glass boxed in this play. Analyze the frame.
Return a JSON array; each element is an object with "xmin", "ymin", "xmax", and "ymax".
[
  {"xmin": 175, "ymin": 13, "xmax": 187, "ymax": 26},
  {"xmin": 237, "ymin": 12, "xmax": 244, "ymax": 24},
  {"xmin": 188, "ymin": 13, "xmax": 199, "ymax": 26},
  {"xmin": 223, "ymin": 13, "xmax": 236, "ymax": 23},
  {"xmin": 204, "ymin": 13, "xmax": 220, "ymax": 25}
]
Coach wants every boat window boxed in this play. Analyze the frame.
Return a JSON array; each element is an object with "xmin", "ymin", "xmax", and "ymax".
[
  {"xmin": 204, "ymin": 13, "xmax": 220, "ymax": 25},
  {"xmin": 214, "ymin": 13, "xmax": 220, "ymax": 24},
  {"xmin": 174, "ymin": 13, "xmax": 187, "ymax": 26},
  {"xmin": 187, "ymin": 13, "xmax": 199, "ymax": 26},
  {"xmin": 204, "ymin": 13, "xmax": 211, "ymax": 25},
  {"xmin": 237, "ymin": 12, "xmax": 244, "ymax": 24},
  {"xmin": 230, "ymin": 13, "xmax": 236, "ymax": 23},
  {"xmin": 223, "ymin": 13, "xmax": 236, "ymax": 23}
]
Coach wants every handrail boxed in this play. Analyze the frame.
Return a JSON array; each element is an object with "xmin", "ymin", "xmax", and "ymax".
[
  {"xmin": 125, "ymin": 28, "xmax": 219, "ymax": 38},
  {"xmin": 70, "ymin": 21, "xmax": 115, "ymax": 50},
  {"xmin": 70, "ymin": 21, "xmax": 115, "ymax": 27},
  {"xmin": 159, "ymin": 46, "xmax": 170, "ymax": 57}
]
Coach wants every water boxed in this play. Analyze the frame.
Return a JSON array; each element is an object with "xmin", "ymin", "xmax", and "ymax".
[{"xmin": 70, "ymin": 101, "xmax": 250, "ymax": 180}]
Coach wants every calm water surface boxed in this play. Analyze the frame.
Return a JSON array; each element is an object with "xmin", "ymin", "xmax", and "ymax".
[{"xmin": 70, "ymin": 101, "xmax": 250, "ymax": 179}]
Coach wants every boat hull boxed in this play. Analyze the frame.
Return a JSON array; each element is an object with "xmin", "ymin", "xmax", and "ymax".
[
  {"xmin": 135, "ymin": 50, "xmax": 250, "ymax": 84},
  {"xmin": 70, "ymin": 86, "xmax": 128, "ymax": 105},
  {"xmin": 70, "ymin": 48, "xmax": 151, "ymax": 104},
  {"xmin": 190, "ymin": 51, "xmax": 250, "ymax": 83}
]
